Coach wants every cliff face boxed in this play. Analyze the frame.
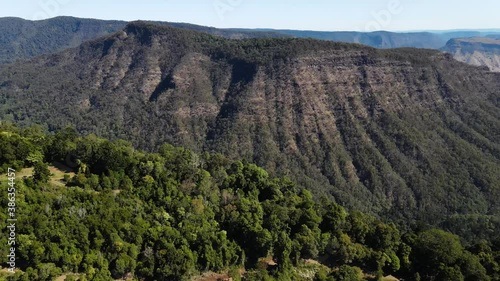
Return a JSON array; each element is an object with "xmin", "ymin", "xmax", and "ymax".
[
  {"xmin": 1, "ymin": 22, "xmax": 499, "ymax": 223},
  {"xmin": 443, "ymin": 37, "xmax": 500, "ymax": 72}
]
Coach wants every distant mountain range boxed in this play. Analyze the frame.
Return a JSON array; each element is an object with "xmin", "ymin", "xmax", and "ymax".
[
  {"xmin": 2, "ymin": 16, "xmax": 500, "ymax": 69},
  {"xmin": 0, "ymin": 17, "xmax": 125, "ymax": 64},
  {"xmin": 443, "ymin": 37, "xmax": 500, "ymax": 72},
  {"xmin": 0, "ymin": 16, "xmax": 287, "ymax": 64},
  {"xmin": 249, "ymin": 29, "xmax": 500, "ymax": 49}
]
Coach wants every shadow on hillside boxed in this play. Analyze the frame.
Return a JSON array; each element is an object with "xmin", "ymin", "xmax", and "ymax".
[{"xmin": 51, "ymin": 161, "xmax": 75, "ymax": 173}]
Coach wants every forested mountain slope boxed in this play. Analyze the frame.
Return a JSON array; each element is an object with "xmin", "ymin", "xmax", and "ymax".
[
  {"xmin": 0, "ymin": 22, "xmax": 499, "ymax": 232},
  {"xmin": 0, "ymin": 17, "xmax": 125, "ymax": 64},
  {"xmin": 0, "ymin": 16, "xmax": 287, "ymax": 64},
  {"xmin": 3, "ymin": 16, "xmax": 500, "ymax": 73},
  {"xmin": 3, "ymin": 16, "xmax": 500, "ymax": 60},
  {"xmin": 0, "ymin": 126, "xmax": 499, "ymax": 281}
]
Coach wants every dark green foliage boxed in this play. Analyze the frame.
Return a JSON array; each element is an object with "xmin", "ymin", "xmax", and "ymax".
[
  {"xmin": 410, "ymin": 229, "xmax": 464, "ymax": 275},
  {"xmin": 1, "ymin": 22, "xmax": 499, "ymax": 245},
  {"xmin": 407, "ymin": 229, "xmax": 494, "ymax": 281},
  {"xmin": 3, "ymin": 16, "xmax": 496, "ymax": 67},
  {"xmin": 32, "ymin": 161, "xmax": 50, "ymax": 184},
  {"xmin": 332, "ymin": 265, "xmax": 363, "ymax": 281},
  {"xmin": 0, "ymin": 127, "xmax": 498, "ymax": 281},
  {"xmin": 0, "ymin": 128, "xmax": 42, "ymax": 173},
  {"xmin": 0, "ymin": 20, "xmax": 499, "ymax": 281},
  {"xmin": 0, "ymin": 17, "xmax": 290, "ymax": 65}
]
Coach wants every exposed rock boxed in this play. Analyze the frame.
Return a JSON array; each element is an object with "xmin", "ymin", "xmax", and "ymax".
[{"xmin": 443, "ymin": 37, "xmax": 500, "ymax": 72}]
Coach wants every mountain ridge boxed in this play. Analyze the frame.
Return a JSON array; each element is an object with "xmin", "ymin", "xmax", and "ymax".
[
  {"xmin": 0, "ymin": 16, "xmax": 291, "ymax": 64},
  {"xmin": 0, "ymin": 16, "xmax": 126, "ymax": 64},
  {"xmin": 2, "ymin": 16, "xmax": 500, "ymax": 65}
]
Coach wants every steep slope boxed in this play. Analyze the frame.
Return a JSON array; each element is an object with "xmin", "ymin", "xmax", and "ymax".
[
  {"xmin": 3, "ymin": 16, "xmax": 500, "ymax": 66},
  {"xmin": 443, "ymin": 37, "xmax": 500, "ymax": 72},
  {"xmin": 0, "ymin": 16, "xmax": 288, "ymax": 64},
  {"xmin": 2, "ymin": 128, "xmax": 498, "ymax": 280},
  {"xmin": 0, "ymin": 22, "xmax": 499, "ymax": 228},
  {"xmin": 0, "ymin": 16, "xmax": 450, "ymax": 65}
]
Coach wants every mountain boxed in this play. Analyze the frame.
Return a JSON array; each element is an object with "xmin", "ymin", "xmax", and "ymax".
[
  {"xmin": 0, "ymin": 16, "xmax": 288, "ymax": 64},
  {"xmin": 4, "ymin": 15, "xmax": 500, "ymax": 80},
  {"xmin": 443, "ymin": 37, "xmax": 500, "ymax": 72},
  {"xmin": 0, "ymin": 22, "xmax": 499, "ymax": 232},
  {"xmin": 250, "ymin": 29, "xmax": 500, "ymax": 49},
  {"xmin": 253, "ymin": 29, "xmax": 449, "ymax": 49},
  {"xmin": 3, "ymin": 16, "xmax": 500, "ymax": 65},
  {"xmin": 0, "ymin": 17, "xmax": 126, "ymax": 64}
]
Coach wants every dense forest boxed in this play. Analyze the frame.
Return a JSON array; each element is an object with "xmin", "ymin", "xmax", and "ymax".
[
  {"xmin": 0, "ymin": 124, "xmax": 499, "ymax": 281},
  {"xmin": 0, "ymin": 17, "xmax": 287, "ymax": 64},
  {"xmin": 3, "ymin": 16, "xmax": 500, "ymax": 66},
  {"xmin": 1, "ymin": 22, "xmax": 499, "ymax": 239}
]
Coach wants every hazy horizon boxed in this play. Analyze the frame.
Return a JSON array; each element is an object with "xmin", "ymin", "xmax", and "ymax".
[
  {"xmin": 2, "ymin": 15, "xmax": 500, "ymax": 34},
  {"xmin": 1, "ymin": 0, "xmax": 500, "ymax": 32}
]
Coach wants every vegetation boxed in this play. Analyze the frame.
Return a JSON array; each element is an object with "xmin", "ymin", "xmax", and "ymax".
[
  {"xmin": 3, "ymin": 16, "xmax": 498, "ymax": 66},
  {"xmin": 0, "ymin": 125, "xmax": 499, "ymax": 281},
  {"xmin": 0, "ymin": 22, "xmax": 499, "ymax": 242},
  {"xmin": 0, "ymin": 17, "xmax": 287, "ymax": 65},
  {"xmin": 0, "ymin": 17, "xmax": 126, "ymax": 64}
]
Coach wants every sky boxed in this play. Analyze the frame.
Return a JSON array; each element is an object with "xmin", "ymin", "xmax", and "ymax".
[{"xmin": 1, "ymin": 0, "xmax": 499, "ymax": 32}]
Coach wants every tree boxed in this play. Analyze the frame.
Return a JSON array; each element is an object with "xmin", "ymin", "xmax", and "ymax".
[
  {"xmin": 0, "ymin": 125, "xmax": 497, "ymax": 281},
  {"xmin": 111, "ymin": 253, "xmax": 136, "ymax": 279},
  {"xmin": 274, "ymin": 231, "xmax": 292, "ymax": 271},
  {"xmin": 412, "ymin": 229, "xmax": 464, "ymax": 278},
  {"xmin": 33, "ymin": 161, "xmax": 51, "ymax": 183},
  {"xmin": 437, "ymin": 266, "xmax": 465, "ymax": 281},
  {"xmin": 320, "ymin": 200, "xmax": 348, "ymax": 233},
  {"xmin": 332, "ymin": 265, "xmax": 363, "ymax": 281},
  {"xmin": 294, "ymin": 225, "xmax": 320, "ymax": 259},
  {"xmin": 154, "ymin": 243, "xmax": 196, "ymax": 280},
  {"xmin": 37, "ymin": 263, "xmax": 62, "ymax": 281},
  {"xmin": 459, "ymin": 252, "xmax": 490, "ymax": 281}
]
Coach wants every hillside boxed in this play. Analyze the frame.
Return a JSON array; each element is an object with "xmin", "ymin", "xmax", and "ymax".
[
  {"xmin": 0, "ymin": 16, "xmax": 287, "ymax": 64},
  {"xmin": 0, "ymin": 17, "xmax": 125, "ymax": 64},
  {"xmin": 443, "ymin": 37, "xmax": 500, "ymax": 72},
  {"xmin": 1, "ymin": 126, "xmax": 498, "ymax": 280},
  {"xmin": 0, "ymin": 22, "xmax": 499, "ymax": 234},
  {"xmin": 3, "ymin": 16, "xmax": 500, "ymax": 66}
]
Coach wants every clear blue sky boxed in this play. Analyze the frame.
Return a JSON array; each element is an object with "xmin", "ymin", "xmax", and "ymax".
[{"xmin": 1, "ymin": 0, "xmax": 499, "ymax": 31}]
